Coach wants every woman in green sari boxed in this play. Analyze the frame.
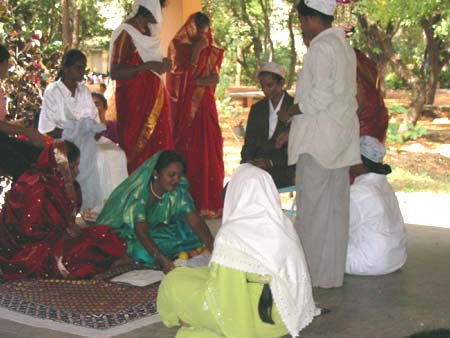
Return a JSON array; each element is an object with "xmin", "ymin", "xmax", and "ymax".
[
  {"xmin": 96, "ymin": 150, "xmax": 214, "ymax": 273},
  {"xmin": 157, "ymin": 164, "xmax": 319, "ymax": 338}
]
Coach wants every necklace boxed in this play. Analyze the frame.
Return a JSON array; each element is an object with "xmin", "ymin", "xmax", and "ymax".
[{"xmin": 150, "ymin": 181, "xmax": 163, "ymax": 200}]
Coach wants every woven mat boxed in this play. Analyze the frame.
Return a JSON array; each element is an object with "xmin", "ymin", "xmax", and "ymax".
[{"xmin": 0, "ymin": 263, "xmax": 162, "ymax": 337}]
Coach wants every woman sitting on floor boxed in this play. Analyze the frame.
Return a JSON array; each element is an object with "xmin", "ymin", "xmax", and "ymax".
[
  {"xmin": 157, "ymin": 164, "xmax": 318, "ymax": 338},
  {"xmin": 0, "ymin": 140, "xmax": 126, "ymax": 280},
  {"xmin": 96, "ymin": 150, "xmax": 214, "ymax": 274}
]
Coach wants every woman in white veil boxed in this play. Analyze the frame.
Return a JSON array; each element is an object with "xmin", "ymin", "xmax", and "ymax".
[
  {"xmin": 109, "ymin": 0, "xmax": 174, "ymax": 173},
  {"xmin": 157, "ymin": 164, "xmax": 318, "ymax": 338}
]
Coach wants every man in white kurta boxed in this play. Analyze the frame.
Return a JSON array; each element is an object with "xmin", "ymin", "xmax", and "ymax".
[
  {"xmin": 278, "ymin": 0, "xmax": 360, "ymax": 288},
  {"xmin": 38, "ymin": 79, "xmax": 128, "ymax": 214},
  {"xmin": 346, "ymin": 136, "xmax": 407, "ymax": 275}
]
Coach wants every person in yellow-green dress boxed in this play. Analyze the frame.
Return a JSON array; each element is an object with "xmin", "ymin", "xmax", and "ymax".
[{"xmin": 157, "ymin": 163, "xmax": 319, "ymax": 337}]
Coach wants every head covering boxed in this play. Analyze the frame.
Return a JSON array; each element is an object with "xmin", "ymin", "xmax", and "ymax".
[
  {"xmin": 211, "ymin": 164, "xmax": 318, "ymax": 337},
  {"xmin": 359, "ymin": 136, "xmax": 392, "ymax": 175},
  {"xmin": 360, "ymin": 135, "xmax": 385, "ymax": 163},
  {"xmin": 109, "ymin": 0, "xmax": 164, "ymax": 70},
  {"xmin": 305, "ymin": 0, "xmax": 336, "ymax": 16},
  {"xmin": 258, "ymin": 62, "xmax": 286, "ymax": 80},
  {"xmin": 129, "ymin": 0, "xmax": 162, "ymax": 23}
]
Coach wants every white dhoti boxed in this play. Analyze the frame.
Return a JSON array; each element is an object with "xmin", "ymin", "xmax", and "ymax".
[{"xmin": 295, "ymin": 153, "xmax": 350, "ymax": 288}]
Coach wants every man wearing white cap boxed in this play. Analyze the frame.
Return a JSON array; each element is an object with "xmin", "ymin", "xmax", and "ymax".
[
  {"xmin": 277, "ymin": 0, "xmax": 360, "ymax": 287},
  {"xmin": 346, "ymin": 136, "xmax": 407, "ymax": 276},
  {"xmin": 241, "ymin": 62, "xmax": 295, "ymax": 188}
]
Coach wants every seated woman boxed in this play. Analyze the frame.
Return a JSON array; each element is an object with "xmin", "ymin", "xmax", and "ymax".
[
  {"xmin": 346, "ymin": 136, "xmax": 407, "ymax": 276},
  {"xmin": 96, "ymin": 150, "xmax": 214, "ymax": 274},
  {"xmin": 38, "ymin": 49, "xmax": 128, "ymax": 214},
  {"xmin": 91, "ymin": 92, "xmax": 119, "ymax": 144},
  {"xmin": 0, "ymin": 140, "xmax": 126, "ymax": 280},
  {"xmin": 157, "ymin": 164, "xmax": 318, "ymax": 338}
]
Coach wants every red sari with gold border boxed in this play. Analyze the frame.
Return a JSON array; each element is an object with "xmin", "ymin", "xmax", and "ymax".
[
  {"xmin": 166, "ymin": 14, "xmax": 224, "ymax": 218},
  {"xmin": 355, "ymin": 49, "xmax": 389, "ymax": 143},
  {"xmin": 0, "ymin": 141, "xmax": 126, "ymax": 280},
  {"xmin": 112, "ymin": 28, "xmax": 174, "ymax": 174}
]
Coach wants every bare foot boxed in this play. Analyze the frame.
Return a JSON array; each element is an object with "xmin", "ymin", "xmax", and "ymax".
[{"xmin": 180, "ymin": 319, "xmax": 191, "ymax": 328}]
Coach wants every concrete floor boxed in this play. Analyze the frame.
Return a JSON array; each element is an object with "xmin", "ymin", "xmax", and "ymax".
[{"xmin": 0, "ymin": 222, "xmax": 449, "ymax": 337}]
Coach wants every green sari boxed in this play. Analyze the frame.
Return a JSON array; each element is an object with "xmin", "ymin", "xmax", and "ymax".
[
  {"xmin": 157, "ymin": 264, "xmax": 288, "ymax": 338},
  {"xmin": 96, "ymin": 151, "xmax": 202, "ymax": 267}
]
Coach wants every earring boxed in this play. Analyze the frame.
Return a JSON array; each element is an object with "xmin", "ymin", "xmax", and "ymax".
[{"xmin": 154, "ymin": 176, "xmax": 158, "ymax": 180}]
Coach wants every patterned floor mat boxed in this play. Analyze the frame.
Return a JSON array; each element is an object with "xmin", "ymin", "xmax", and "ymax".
[{"xmin": 0, "ymin": 263, "xmax": 162, "ymax": 337}]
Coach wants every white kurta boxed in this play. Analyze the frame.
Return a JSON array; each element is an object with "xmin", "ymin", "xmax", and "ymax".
[
  {"xmin": 38, "ymin": 80, "xmax": 128, "ymax": 213},
  {"xmin": 288, "ymin": 27, "xmax": 360, "ymax": 169},
  {"xmin": 346, "ymin": 173, "xmax": 407, "ymax": 275}
]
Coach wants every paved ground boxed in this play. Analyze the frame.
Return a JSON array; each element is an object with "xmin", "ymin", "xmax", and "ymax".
[{"xmin": 0, "ymin": 203, "xmax": 449, "ymax": 337}]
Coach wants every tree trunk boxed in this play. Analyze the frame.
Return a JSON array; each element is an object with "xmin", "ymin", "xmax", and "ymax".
[
  {"xmin": 422, "ymin": 16, "xmax": 444, "ymax": 106},
  {"xmin": 71, "ymin": 7, "xmax": 80, "ymax": 49},
  {"xmin": 286, "ymin": 3, "xmax": 297, "ymax": 89},
  {"xmin": 235, "ymin": 45, "xmax": 242, "ymax": 87},
  {"xmin": 61, "ymin": 0, "xmax": 72, "ymax": 50},
  {"xmin": 258, "ymin": 0, "xmax": 274, "ymax": 61}
]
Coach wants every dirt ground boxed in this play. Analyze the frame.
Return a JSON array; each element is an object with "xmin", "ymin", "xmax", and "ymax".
[
  {"xmin": 385, "ymin": 90, "xmax": 450, "ymax": 192},
  {"xmin": 222, "ymin": 89, "xmax": 450, "ymax": 192}
]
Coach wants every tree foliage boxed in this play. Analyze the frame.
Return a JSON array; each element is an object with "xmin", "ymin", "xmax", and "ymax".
[
  {"xmin": 353, "ymin": 0, "xmax": 450, "ymax": 124},
  {"xmin": 210, "ymin": 0, "xmax": 300, "ymax": 89}
]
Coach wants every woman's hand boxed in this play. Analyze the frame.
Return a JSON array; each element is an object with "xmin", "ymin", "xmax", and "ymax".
[
  {"xmin": 66, "ymin": 223, "xmax": 82, "ymax": 239},
  {"xmin": 162, "ymin": 58, "xmax": 172, "ymax": 73},
  {"xmin": 25, "ymin": 128, "xmax": 47, "ymax": 147},
  {"xmin": 275, "ymin": 131, "xmax": 289, "ymax": 149},
  {"xmin": 160, "ymin": 256, "xmax": 176, "ymax": 274},
  {"xmin": 195, "ymin": 73, "xmax": 219, "ymax": 87}
]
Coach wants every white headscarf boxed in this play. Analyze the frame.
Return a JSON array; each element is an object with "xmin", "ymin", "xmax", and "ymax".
[
  {"xmin": 109, "ymin": 0, "xmax": 163, "ymax": 70},
  {"xmin": 360, "ymin": 135, "xmax": 386, "ymax": 163},
  {"xmin": 211, "ymin": 164, "xmax": 318, "ymax": 337}
]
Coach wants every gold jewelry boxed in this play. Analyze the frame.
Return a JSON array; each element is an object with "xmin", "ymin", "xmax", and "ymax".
[{"xmin": 150, "ymin": 181, "xmax": 162, "ymax": 200}]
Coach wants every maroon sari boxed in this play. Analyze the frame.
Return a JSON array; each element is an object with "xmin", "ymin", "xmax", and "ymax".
[
  {"xmin": 355, "ymin": 49, "xmax": 389, "ymax": 143},
  {"xmin": 166, "ymin": 13, "xmax": 224, "ymax": 218},
  {"xmin": 0, "ymin": 141, "xmax": 126, "ymax": 280},
  {"xmin": 112, "ymin": 27, "xmax": 174, "ymax": 174}
]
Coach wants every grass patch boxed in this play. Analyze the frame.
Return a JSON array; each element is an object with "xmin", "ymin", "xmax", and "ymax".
[{"xmin": 388, "ymin": 167, "xmax": 450, "ymax": 193}]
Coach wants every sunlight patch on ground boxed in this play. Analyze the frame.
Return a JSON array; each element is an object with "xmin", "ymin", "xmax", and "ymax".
[{"xmin": 396, "ymin": 192, "xmax": 450, "ymax": 229}]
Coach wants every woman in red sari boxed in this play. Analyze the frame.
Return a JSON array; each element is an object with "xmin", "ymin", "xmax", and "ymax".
[
  {"xmin": 0, "ymin": 140, "xmax": 126, "ymax": 280},
  {"xmin": 355, "ymin": 49, "xmax": 389, "ymax": 143},
  {"xmin": 110, "ymin": 0, "xmax": 174, "ymax": 173},
  {"xmin": 166, "ymin": 12, "xmax": 224, "ymax": 218}
]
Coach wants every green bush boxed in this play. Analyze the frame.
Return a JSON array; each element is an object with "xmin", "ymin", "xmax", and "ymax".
[
  {"xmin": 439, "ymin": 68, "xmax": 450, "ymax": 89},
  {"xmin": 387, "ymin": 122, "xmax": 427, "ymax": 145},
  {"xmin": 385, "ymin": 72, "xmax": 409, "ymax": 90}
]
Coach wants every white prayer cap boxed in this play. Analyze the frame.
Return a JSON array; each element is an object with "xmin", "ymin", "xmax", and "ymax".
[
  {"xmin": 305, "ymin": 0, "xmax": 336, "ymax": 16},
  {"xmin": 131, "ymin": 0, "xmax": 162, "ymax": 23},
  {"xmin": 360, "ymin": 135, "xmax": 386, "ymax": 163},
  {"xmin": 258, "ymin": 62, "xmax": 286, "ymax": 80}
]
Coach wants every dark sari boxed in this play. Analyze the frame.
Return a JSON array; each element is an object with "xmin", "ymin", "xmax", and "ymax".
[
  {"xmin": 355, "ymin": 49, "xmax": 389, "ymax": 143},
  {"xmin": 0, "ymin": 141, "xmax": 126, "ymax": 280},
  {"xmin": 166, "ymin": 13, "xmax": 224, "ymax": 218}
]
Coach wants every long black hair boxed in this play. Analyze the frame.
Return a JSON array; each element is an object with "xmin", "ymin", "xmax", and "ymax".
[
  {"xmin": 195, "ymin": 12, "xmax": 210, "ymax": 30},
  {"xmin": 56, "ymin": 49, "xmax": 86, "ymax": 80},
  {"xmin": 258, "ymin": 284, "xmax": 275, "ymax": 324}
]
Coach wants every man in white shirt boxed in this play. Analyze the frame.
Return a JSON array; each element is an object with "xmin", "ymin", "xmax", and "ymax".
[
  {"xmin": 277, "ymin": 0, "xmax": 360, "ymax": 288},
  {"xmin": 346, "ymin": 136, "xmax": 407, "ymax": 275}
]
